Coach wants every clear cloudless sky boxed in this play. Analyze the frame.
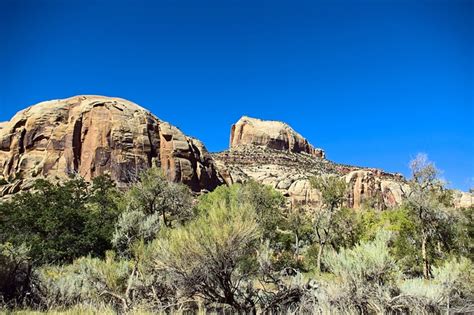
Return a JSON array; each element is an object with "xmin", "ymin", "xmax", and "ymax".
[{"xmin": 0, "ymin": 0, "xmax": 473, "ymax": 190}]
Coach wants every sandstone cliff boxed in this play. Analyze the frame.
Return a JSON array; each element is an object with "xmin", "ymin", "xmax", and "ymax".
[
  {"xmin": 0, "ymin": 95, "xmax": 222, "ymax": 196},
  {"xmin": 230, "ymin": 116, "xmax": 325, "ymax": 158},
  {"xmin": 214, "ymin": 117, "xmax": 472, "ymax": 209},
  {"xmin": 1, "ymin": 96, "xmax": 472, "ymax": 210},
  {"xmin": 213, "ymin": 145, "xmax": 408, "ymax": 209}
]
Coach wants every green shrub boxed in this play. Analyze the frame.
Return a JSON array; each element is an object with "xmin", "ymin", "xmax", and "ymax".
[
  {"xmin": 0, "ymin": 243, "xmax": 32, "ymax": 306},
  {"xmin": 321, "ymin": 231, "xmax": 401, "ymax": 313},
  {"xmin": 150, "ymin": 198, "xmax": 260, "ymax": 312},
  {"xmin": 36, "ymin": 251, "xmax": 134, "ymax": 310},
  {"xmin": 399, "ymin": 257, "xmax": 474, "ymax": 313},
  {"xmin": 112, "ymin": 168, "xmax": 193, "ymax": 257},
  {"xmin": 0, "ymin": 176, "xmax": 121, "ymax": 265}
]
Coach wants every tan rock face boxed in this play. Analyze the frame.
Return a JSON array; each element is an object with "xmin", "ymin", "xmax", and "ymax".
[
  {"xmin": 230, "ymin": 116, "xmax": 325, "ymax": 158},
  {"xmin": 212, "ymin": 146, "xmax": 407, "ymax": 210},
  {"xmin": 452, "ymin": 191, "xmax": 474, "ymax": 209},
  {"xmin": 344, "ymin": 170, "xmax": 408, "ymax": 209},
  {"xmin": 1, "ymin": 96, "xmax": 471, "ymax": 210},
  {"xmin": 0, "ymin": 95, "xmax": 222, "ymax": 196}
]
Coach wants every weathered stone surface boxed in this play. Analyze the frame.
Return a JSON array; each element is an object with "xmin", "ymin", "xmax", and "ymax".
[
  {"xmin": 0, "ymin": 95, "xmax": 222, "ymax": 196},
  {"xmin": 1, "ymin": 96, "xmax": 471, "ymax": 210},
  {"xmin": 452, "ymin": 191, "xmax": 474, "ymax": 209},
  {"xmin": 344, "ymin": 170, "xmax": 408, "ymax": 209},
  {"xmin": 212, "ymin": 145, "xmax": 407, "ymax": 209},
  {"xmin": 230, "ymin": 116, "xmax": 325, "ymax": 158}
]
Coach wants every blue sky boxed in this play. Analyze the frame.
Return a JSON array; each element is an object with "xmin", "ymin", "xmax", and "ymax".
[{"xmin": 1, "ymin": 0, "xmax": 473, "ymax": 190}]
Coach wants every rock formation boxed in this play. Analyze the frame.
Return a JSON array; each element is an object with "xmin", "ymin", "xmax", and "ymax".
[
  {"xmin": 230, "ymin": 116, "xmax": 325, "ymax": 158},
  {"xmin": 0, "ymin": 95, "xmax": 222, "ymax": 196},
  {"xmin": 1, "ymin": 95, "xmax": 472, "ymax": 209},
  {"xmin": 213, "ymin": 145, "xmax": 408, "ymax": 209},
  {"xmin": 215, "ymin": 116, "xmax": 474, "ymax": 209}
]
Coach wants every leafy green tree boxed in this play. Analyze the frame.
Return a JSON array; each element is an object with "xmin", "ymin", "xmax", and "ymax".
[
  {"xmin": 127, "ymin": 167, "xmax": 193, "ymax": 227},
  {"xmin": 0, "ymin": 176, "xmax": 120, "ymax": 265},
  {"xmin": 356, "ymin": 207, "xmax": 415, "ymax": 268},
  {"xmin": 456, "ymin": 206, "xmax": 474, "ymax": 260}
]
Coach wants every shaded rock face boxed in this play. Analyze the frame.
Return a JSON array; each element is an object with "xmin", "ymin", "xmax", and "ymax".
[
  {"xmin": 0, "ymin": 95, "xmax": 222, "ymax": 196},
  {"xmin": 230, "ymin": 116, "xmax": 325, "ymax": 158}
]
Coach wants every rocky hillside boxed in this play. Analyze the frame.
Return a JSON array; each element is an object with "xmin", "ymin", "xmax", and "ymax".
[
  {"xmin": 215, "ymin": 122, "xmax": 408, "ymax": 209},
  {"xmin": 0, "ymin": 95, "xmax": 472, "ymax": 208}
]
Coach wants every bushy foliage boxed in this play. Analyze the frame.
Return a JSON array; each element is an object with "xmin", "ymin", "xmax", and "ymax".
[
  {"xmin": 126, "ymin": 167, "xmax": 193, "ymax": 227},
  {"xmin": 0, "ymin": 243, "xmax": 32, "ymax": 306},
  {"xmin": 398, "ymin": 257, "xmax": 474, "ymax": 313},
  {"xmin": 150, "ymin": 197, "xmax": 261, "ymax": 311},
  {"xmin": 405, "ymin": 153, "xmax": 456, "ymax": 278},
  {"xmin": 1, "ymin": 155, "xmax": 473, "ymax": 314},
  {"xmin": 320, "ymin": 231, "xmax": 401, "ymax": 313},
  {"xmin": 112, "ymin": 168, "xmax": 193, "ymax": 257},
  {"xmin": 198, "ymin": 180, "xmax": 285, "ymax": 240},
  {"xmin": 35, "ymin": 251, "xmax": 134, "ymax": 310},
  {"xmin": 309, "ymin": 175, "xmax": 348, "ymax": 272},
  {"xmin": 112, "ymin": 211, "xmax": 161, "ymax": 257},
  {"xmin": 0, "ymin": 176, "xmax": 120, "ymax": 265}
]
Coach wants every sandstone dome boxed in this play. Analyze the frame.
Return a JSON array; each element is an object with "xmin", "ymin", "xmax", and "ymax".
[{"xmin": 0, "ymin": 95, "xmax": 222, "ymax": 196}]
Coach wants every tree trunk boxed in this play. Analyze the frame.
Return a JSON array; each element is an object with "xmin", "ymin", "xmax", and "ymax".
[
  {"xmin": 421, "ymin": 233, "xmax": 430, "ymax": 279},
  {"xmin": 162, "ymin": 211, "xmax": 168, "ymax": 227},
  {"xmin": 317, "ymin": 243, "xmax": 324, "ymax": 273}
]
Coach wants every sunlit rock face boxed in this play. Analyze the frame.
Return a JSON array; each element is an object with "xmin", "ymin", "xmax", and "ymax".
[
  {"xmin": 0, "ymin": 95, "xmax": 223, "ymax": 196},
  {"xmin": 0, "ymin": 96, "xmax": 471, "ymax": 209},
  {"xmin": 215, "ymin": 116, "xmax": 409, "ymax": 210},
  {"xmin": 230, "ymin": 116, "xmax": 325, "ymax": 158}
]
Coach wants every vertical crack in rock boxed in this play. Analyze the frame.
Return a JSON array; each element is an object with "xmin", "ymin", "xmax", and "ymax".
[{"xmin": 72, "ymin": 115, "xmax": 83, "ymax": 172}]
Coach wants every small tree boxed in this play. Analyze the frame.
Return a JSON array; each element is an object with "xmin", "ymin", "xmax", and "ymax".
[
  {"xmin": 405, "ymin": 153, "xmax": 453, "ymax": 279},
  {"xmin": 310, "ymin": 175, "xmax": 347, "ymax": 272},
  {"xmin": 127, "ymin": 167, "xmax": 193, "ymax": 227},
  {"xmin": 112, "ymin": 167, "xmax": 193, "ymax": 256}
]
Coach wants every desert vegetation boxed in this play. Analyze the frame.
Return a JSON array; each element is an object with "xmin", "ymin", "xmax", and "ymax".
[{"xmin": 0, "ymin": 155, "xmax": 472, "ymax": 314}]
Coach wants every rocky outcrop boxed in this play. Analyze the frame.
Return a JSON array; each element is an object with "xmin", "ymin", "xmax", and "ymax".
[
  {"xmin": 1, "ymin": 96, "xmax": 471, "ymax": 210},
  {"xmin": 212, "ymin": 146, "xmax": 407, "ymax": 209},
  {"xmin": 344, "ymin": 170, "xmax": 407, "ymax": 209},
  {"xmin": 217, "ymin": 116, "xmax": 409, "ymax": 209},
  {"xmin": 0, "ymin": 95, "xmax": 222, "ymax": 196},
  {"xmin": 230, "ymin": 116, "xmax": 325, "ymax": 158},
  {"xmin": 452, "ymin": 191, "xmax": 474, "ymax": 209}
]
